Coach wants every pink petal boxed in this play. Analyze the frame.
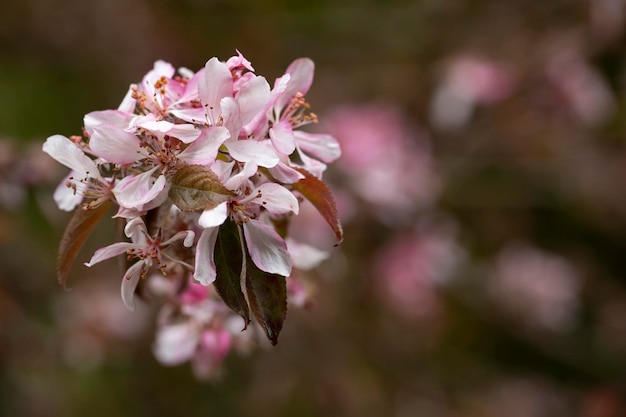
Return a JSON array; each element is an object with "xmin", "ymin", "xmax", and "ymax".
[
  {"xmin": 267, "ymin": 160, "xmax": 304, "ymax": 184},
  {"xmin": 174, "ymin": 69, "xmax": 202, "ymax": 104},
  {"xmin": 117, "ymin": 85, "xmax": 137, "ymax": 114},
  {"xmin": 153, "ymin": 321, "xmax": 201, "ymax": 365},
  {"xmin": 294, "ymin": 131, "xmax": 341, "ymax": 163},
  {"xmin": 224, "ymin": 139, "xmax": 279, "ymax": 168},
  {"xmin": 169, "ymin": 107, "xmax": 206, "ymax": 124},
  {"xmin": 121, "ymin": 261, "xmax": 145, "ymax": 311},
  {"xmin": 199, "ymin": 58, "xmax": 233, "ymax": 125},
  {"xmin": 226, "ymin": 50, "xmax": 254, "ymax": 72},
  {"xmin": 295, "ymin": 146, "xmax": 328, "ymax": 178},
  {"xmin": 192, "ymin": 329, "xmax": 231, "ymax": 378},
  {"xmin": 90, "ymin": 124, "xmax": 145, "ymax": 164},
  {"xmin": 142, "ymin": 60, "xmax": 176, "ymax": 94},
  {"xmin": 269, "ymin": 120, "xmax": 296, "ymax": 155},
  {"xmin": 198, "ymin": 202, "xmax": 228, "ymax": 228},
  {"xmin": 84, "ymin": 110, "xmax": 133, "ymax": 135},
  {"xmin": 42, "ymin": 135, "xmax": 100, "ymax": 180},
  {"xmin": 276, "ymin": 58, "xmax": 315, "ymax": 109},
  {"xmin": 84, "ymin": 241, "xmax": 138, "ymax": 267},
  {"xmin": 113, "ymin": 168, "xmax": 167, "ymax": 209},
  {"xmin": 245, "ymin": 74, "xmax": 290, "ymax": 138},
  {"xmin": 179, "ymin": 126, "xmax": 230, "ymax": 165},
  {"xmin": 243, "ymin": 219, "xmax": 292, "ymax": 276},
  {"xmin": 194, "ymin": 227, "xmax": 219, "ymax": 285},
  {"xmin": 236, "ymin": 75, "xmax": 270, "ymax": 127},
  {"xmin": 220, "ymin": 97, "xmax": 242, "ymax": 138}
]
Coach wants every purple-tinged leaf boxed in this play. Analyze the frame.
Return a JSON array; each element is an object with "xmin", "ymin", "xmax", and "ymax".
[
  {"xmin": 57, "ymin": 201, "xmax": 112, "ymax": 289},
  {"xmin": 169, "ymin": 165, "xmax": 235, "ymax": 212},
  {"xmin": 244, "ymin": 245, "xmax": 287, "ymax": 346},
  {"xmin": 213, "ymin": 220, "xmax": 250, "ymax": 326},
  {"xmin": 292, "ymin": 168, "xmax": 343, "ymax": 244}
]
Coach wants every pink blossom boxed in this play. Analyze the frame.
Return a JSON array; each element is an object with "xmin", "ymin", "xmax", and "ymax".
[
  {"xmin": 152, "ymin": 279, "xmax": 256, "ymax": 379},
  {"xmin": 44, "ymin": 51, "xmax": 341, "ymax": 371},
  {"xmin": 374, "ymin": 221, "xmax": 463, "ymax": 319},
  {"xmin": 324, "ymin": 104, "xmax": 440, "ymax": 223},
  {"xmin": 84, "ymin": 217, "xmax": 195, "ymax": 310},
  {"xmin": 429, "ymin": 54, "xmax": 515, "ymax": 129},
  {"xmin": 488, "ymin": 243, "xmax": 581, "ymax": 332}
]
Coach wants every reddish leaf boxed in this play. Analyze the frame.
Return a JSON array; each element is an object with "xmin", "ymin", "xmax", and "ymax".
[
  {"xmin": 244, "ymin": 246, "xmax": 287, "ymax": 345},
  {"xmin": 292, "ymin": 167, "xmax": 343, "ymax": 244},
  {"xmin": 57, "ymin": 201, "xmax": 112, "ymax": 289},
  {"xmin": 169, "ymin": 165, "xmax": 235, "ymax": 211},
  {"xmin": 213, "ymin": 220, "xmax": 250, "ymax": 326}
]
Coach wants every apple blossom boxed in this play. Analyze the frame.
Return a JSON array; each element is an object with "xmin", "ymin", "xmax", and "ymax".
[{"xmin": 44, "ymin": 51, "xmax": 342, "ymax": 369}]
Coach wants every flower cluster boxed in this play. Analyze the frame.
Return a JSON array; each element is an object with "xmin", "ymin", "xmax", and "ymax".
[{"xmin": 43, "ymin": 51, "xmax": 342, "ymax": 351}]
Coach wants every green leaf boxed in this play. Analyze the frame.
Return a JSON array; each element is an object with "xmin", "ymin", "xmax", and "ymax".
[
  {"xmin": 169, "ymin": 165, "xmax": 235, "ymax": 211},
  {"xmin": 213, "ymin": 220, "xmax": 250, "ymax": 326},
  {"xmin": 244, "ymin": 243, "xmax": 288, "ymax": 345},
  {"xmin": 57, "ymin": 201, "xmax": 112, "ymax": 289},
  {"xmin": 292, "ymin": 167, "xmax": 343, "ymax": 244}
]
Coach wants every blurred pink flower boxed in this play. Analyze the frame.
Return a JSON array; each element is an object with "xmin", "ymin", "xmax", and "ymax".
[
  {"xmin": 488, "ymin": 243, "xmax": 581, "ymax": 332},
  {"xmin": 547, "ymin": 50, "xmax": 615, "ymax": 126},
  {"xmin": 152, "ymin": 278, "xmax": 257, "ymax": 380},
  {"xmin": 430, "ymin": 54, "xmax": 515, "ymax": 129},
  {"xmin": 324, "ymin": 104, "xmax": 440, "ymax": 223},
  {"xmin": 53, "ymin": 279, "xmax": 151, "ymax": 371},
  {"xmin": 373, "ymin": 221, "xmax": 463, "ymax": 319}
]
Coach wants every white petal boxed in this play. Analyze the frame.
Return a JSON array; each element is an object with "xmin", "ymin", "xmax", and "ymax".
[
  {"xmin": 269, "ymin": 120, "xmax": 296, "ymax": 155},
  {"xmin": 123, "ymin": 217, "xmax": 149, "ymax": 241},
  {"xmin": 286, "ymin": 239, "xmax": 329, "ymax": 270},
  {"xmin": 85, "ymin": 242, "xmax": 138, "ymax": 267},
  {"xmin": 121, "ymin": 261, "xmax": 145, "ymax": 311},
  {"xmin": 90, "ymin": 124, "xmax": 145, "ymax": 164},
  {"xmin": 223, "ymin": 161, "xmax": 257, "ymax": 190},
  {"xmin": 294, "ymin": 131, "xmax": 341, "ymax": 163},
  {"xmin": 210, "ymin": 160, "xmax": 235, "ymax": 184},
  {"xmin": 135, "ymin": 118, "xmax": 174, "ymax": 133},
  {"xmin": 193, "ymin": 227, "xmax": 219, "ymax": 285},
  {"xmin": 113, "ymin": 169, "xmax": 166, "ymax": 209},
  {"xmin": 53, "ymin": 172, "xmax": 83, "ymax": 211},
  {"xmin": 224, "ymin": 139, "xmax": 279, "ymax": 168},
  {"xmin": 159, "ymin": 226, "xmax": 196, "ymax": 248},
  {"xmin": 198, "ymin": 202, "xmax": 228, "ymax": 228},
  {"xmin": 43, "ymin": 135, "xmax": 100, "ymax": 180},
  {"xmin": 179, "ymin": 127, "xmax": 230, "ymax": 165},
  {"xmin": 242, "ymin": 183, "xmax": 299, "ymax": 215},
  {"xmin": 166, "ymin": 124, "xmax": 202, "ymax": 144},
  {"xmin": 199, "ymin": 57, "xmax": 233, "ymax": 125},
  {"xmin": 153, "ymin": 321, "xmax": 201, "ymax": 365},
  {"xmin": 243, "ymin": 219, "xmax": 292, "ymax": 276}
]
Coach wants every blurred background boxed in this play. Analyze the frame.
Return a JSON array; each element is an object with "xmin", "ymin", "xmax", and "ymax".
[{"xmin": 2, "ymin": 0, "xmax": 626, "ymax": 416}]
